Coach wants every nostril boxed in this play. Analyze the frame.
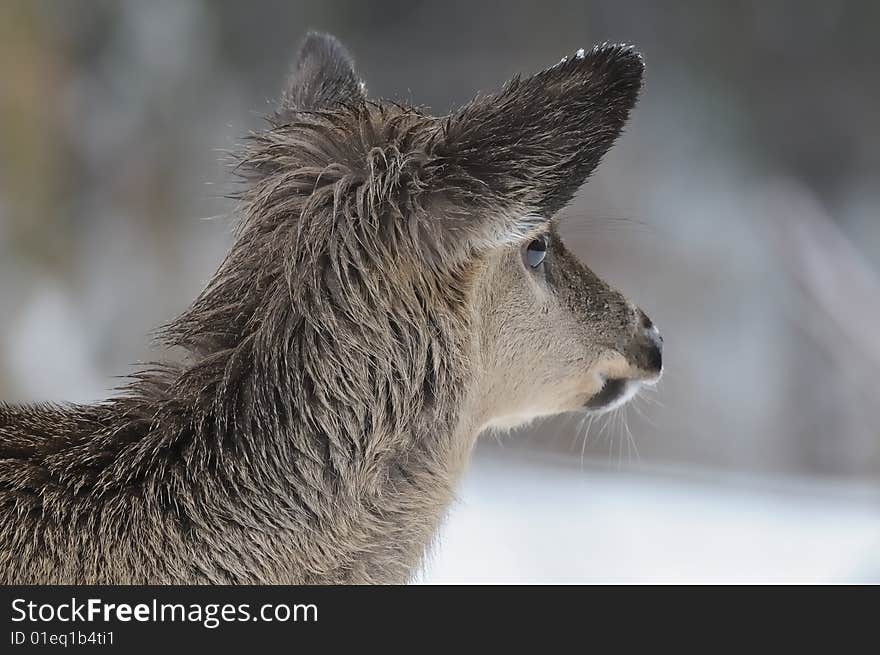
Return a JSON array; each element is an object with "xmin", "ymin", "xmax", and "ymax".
[
  {"xmin": 645, "ymin": 325, "xmax": 663, "ymax": 370},
  {"xmin": 624, "ymin": 312, "xmax": 664, "ymax": 376},
  {"xmin": 646, "ymin": 325, "xmax": 663, "ymax": 350},
  {"xmin": 644, "ymin": 339, "xmax": 663, "ymax": 374},
  {"xmin": 627, "ymin": 328, "xmax": 663, "ymax": 375}
]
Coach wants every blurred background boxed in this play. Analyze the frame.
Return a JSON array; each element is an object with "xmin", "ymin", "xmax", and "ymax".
[{"xmin": 1, "ymin": 0, "xmax": 878, "ymax": 582}]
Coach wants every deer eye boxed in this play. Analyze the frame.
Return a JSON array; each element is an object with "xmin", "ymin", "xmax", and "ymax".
[{"xmin": 524, "ymin": 237, "xmax": 547, "ymax": 268}]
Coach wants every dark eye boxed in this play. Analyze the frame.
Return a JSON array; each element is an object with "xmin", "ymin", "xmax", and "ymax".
[{"xmin": 524, "ymin": 237, "xmax": 547, "ymax": 268}]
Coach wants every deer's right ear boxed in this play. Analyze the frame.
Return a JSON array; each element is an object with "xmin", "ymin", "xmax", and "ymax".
[
  {"xmin": 279, "ymin": 32, "xmax": 366, "ymax": 115},
  {"xmin": 427, "ymin": 44, "xmax": 644, "ymax": 247}
]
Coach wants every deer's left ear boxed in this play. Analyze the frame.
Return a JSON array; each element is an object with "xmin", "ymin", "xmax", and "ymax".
[
  {"xmin": 430, "ymin": 44, "xmax": 643, "ymax": 237},
  {"xmin": 279, "ymin": 32, "xmax": 366, "ymax": 115}
]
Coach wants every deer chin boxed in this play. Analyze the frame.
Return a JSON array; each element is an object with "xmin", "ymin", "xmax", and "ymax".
[{"xmin": 583, "ymin": 377, "xmax": 642, "ymax": 414}]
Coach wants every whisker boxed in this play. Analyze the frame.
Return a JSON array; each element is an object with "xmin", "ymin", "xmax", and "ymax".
[
  {"xmin": 623, "ymin": 405, "xmax": 640, "ymax": 462},
  {"xmin": 559, "ymin": 213, "xmax": 659, "ymax": 236},
  {"xmin": 569, "ymin": 411, "xmax": 586, "ymax": 451},
  {"xmin": 579, "ymin": 412, "xmax": 596, "ymax": 470},
  {"xmin": 594, "ymin": 412, "xmax": 615, "ymax": 465},
  {"xmin": 631, "ymin": 392, "xmax": 659, "ymax": 428},
  {"xmin": 638, "ymin": 387, "xmax": 664, "ymax": 408}
]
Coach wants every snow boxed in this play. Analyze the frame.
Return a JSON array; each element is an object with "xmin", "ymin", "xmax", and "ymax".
[{"xmin": 419, "ymin": 453, "xmax": 880, "ymax": 584}]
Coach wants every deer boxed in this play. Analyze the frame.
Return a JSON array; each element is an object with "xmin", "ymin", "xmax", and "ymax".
[{"xmin": 0, "ymin": 32, "xmax": 662, "ymax": 584}]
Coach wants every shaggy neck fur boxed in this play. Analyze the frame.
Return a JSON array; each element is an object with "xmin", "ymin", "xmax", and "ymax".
[{"xmin": 0, "ymin": 105, "xmax": 483, "ymax": 584}]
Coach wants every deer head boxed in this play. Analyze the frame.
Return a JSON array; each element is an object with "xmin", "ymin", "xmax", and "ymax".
[{"xmin": 169, "ymin": 32, "xmax": 661, "ymax": 453}]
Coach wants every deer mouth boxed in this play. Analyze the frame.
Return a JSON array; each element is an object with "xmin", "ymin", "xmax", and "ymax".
[{"xmin": 584, "ymin": 377, "xmax": 639, "ymax": 413}]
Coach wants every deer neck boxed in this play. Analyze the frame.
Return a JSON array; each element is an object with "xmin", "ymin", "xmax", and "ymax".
[{"xmin": 143, "ymin": 282, "xmax": 480, "ymax": 582}]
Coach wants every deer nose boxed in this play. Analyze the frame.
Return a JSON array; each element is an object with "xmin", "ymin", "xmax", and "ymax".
[{"xmin": 626, "ymin": 312, "xmax": 663, "ymax": 378}]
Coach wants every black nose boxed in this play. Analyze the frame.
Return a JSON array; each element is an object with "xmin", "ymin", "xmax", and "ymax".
[
  {"xmin": 644, "ymin": 330, "xmax": 663, "ymax": 373},
  {"xmin": 627, "ymin": 324, "xmax": 663, "ymax": 375}
]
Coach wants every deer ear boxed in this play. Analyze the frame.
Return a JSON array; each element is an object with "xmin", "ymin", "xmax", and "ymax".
[
  {"xmin": 280, "ymin": 32, "xmax": 366, "ymax": 114},
  {"xmin": 434, "ymin": 44, "xmax": 643, "ymax": 228}
]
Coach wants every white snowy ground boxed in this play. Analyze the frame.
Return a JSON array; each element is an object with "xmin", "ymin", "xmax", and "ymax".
[{"xmin": 418, "ymin": 451, "xmax": 880, "ymax": 584}]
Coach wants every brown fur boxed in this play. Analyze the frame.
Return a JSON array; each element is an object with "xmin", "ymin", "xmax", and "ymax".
[{"xmin": 0, "ymin": 33, "xmax": 660, "ymax": 584}]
